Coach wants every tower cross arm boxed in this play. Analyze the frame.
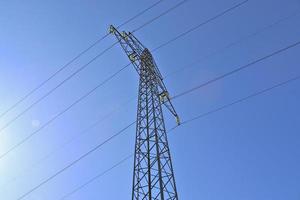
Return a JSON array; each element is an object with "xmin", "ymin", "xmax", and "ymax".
[{"xmin": 109, "ymin": 25, "xmax": 180, "ymax": 125}]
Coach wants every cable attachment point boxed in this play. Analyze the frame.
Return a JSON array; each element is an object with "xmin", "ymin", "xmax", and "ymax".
[
  {"xmin": 175, "ymin": 115, "xmax": 181, "ymax": 126},
  {"xmin": 109, "ymin": 25, "xmax": 116, "ymax": 34},
  {"xmin": 121, "ymin": 31, "xmax": 129, "ymax": 40},
  {"xmin": 159, "ymin": 91, "xmax": 169, "ymax": 103},
  {"xmin": 129, "ymin": 52, "xmax": 137, "ymax": 62}
]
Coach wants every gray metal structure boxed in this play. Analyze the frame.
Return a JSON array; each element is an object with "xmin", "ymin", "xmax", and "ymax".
[{"xmin": 110, "ymin": 25, "xmax": 179, "ymax": 200}]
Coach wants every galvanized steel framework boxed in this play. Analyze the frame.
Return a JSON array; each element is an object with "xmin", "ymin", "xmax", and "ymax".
[{"xmin": 110, "ymin": 25, "xmax": 179, "ymax": 200}]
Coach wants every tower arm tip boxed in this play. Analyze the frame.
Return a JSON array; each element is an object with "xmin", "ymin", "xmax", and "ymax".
[
  {"xmin": 159, "ymin": 91, "xmax": 180, "ymax": 126},
  {"xmin": 109, "ymin": 25, "xmax": 116, "ymax": 34}
]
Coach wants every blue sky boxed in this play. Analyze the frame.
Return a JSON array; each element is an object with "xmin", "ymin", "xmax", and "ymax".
[{"xmin": 0, "ymin": 0, "xmax": 300, "ymax": 199}]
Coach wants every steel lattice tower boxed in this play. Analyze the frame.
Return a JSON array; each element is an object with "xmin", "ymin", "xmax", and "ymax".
[{"xmin": 110, "ymin": 25, "xmax": 180, "ymax": 200}]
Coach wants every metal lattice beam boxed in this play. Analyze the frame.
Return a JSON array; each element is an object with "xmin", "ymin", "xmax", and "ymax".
[{"xmin": 110, "ymin": 25, "xmax": 179, "ymax": 200}]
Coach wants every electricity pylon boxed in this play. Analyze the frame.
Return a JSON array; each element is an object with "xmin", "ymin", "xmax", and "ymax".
[{"xmin": 109, "ymin": 25, "xmax": 180, "ymax": 200}]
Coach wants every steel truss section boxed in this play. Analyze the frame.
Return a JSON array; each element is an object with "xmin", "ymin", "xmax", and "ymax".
[{"xmin": 110, "ymin": 25, "xmax": 179, "ymax": 200}]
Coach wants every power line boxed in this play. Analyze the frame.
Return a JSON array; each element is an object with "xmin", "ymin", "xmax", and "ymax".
[
  {"xmin": 116, "ymin": 0, "xmax": 165, "ymax": 29},
  {"xmin": 0, "ymin": 64, "xmax": 130, "ymax": 160},
  {"xmin": 0, "ymin": 96, "xmax": 135, "ymax": 190},
  {"xmin": 16, "ymin": 121, "xmax": 136, "ymax": 200},
  {"xmin": 57, "ymin": 75, "xmax": 300, "ymax": 199},
  {"xmin": 173, "ymin": 75, "xmax": 300, "ymax": 130},
  {"xmin": 0, "ymin": 34, "xmax": 109, "ymax": 120},
  {"xmin": 1, "ymin": 1, "xmax": 255, "ymax": 194},
  {"xmin": 0, "ymin": 41, "xmax": 119, "ymax": 135},
  {"xmin": 0, "ymin": 0, "xmax": 187, "ymax": 136},
  {"xmin": 164, "ymin": 9, "xmax": 300, "ymax": 79},
  {"xmin": 172, "ymin": 39, "xmax": 300, "ymax": 100},
  {"xmin": 0, "ymin": 0, "xmax": 164, "ymax": 120},
  {"xmin": 58, "ymin": 154, "xmax": 133, "ymax": 200},
  {"xmin": 0, "ymin": 0, "xmax": 225, "ymax": 161},
  {"xmin": 6, "ymin": 0, "xmax": 297, "ymax": 197},
  {"xmin": 132, "ymin": 0, "xmax": 188, "ymax": 33},
  {"xmin": 5, "ymin": 31, "xmax": 299, "ymax": 192},
  {"xmin": 2, "ymin": 21, "xmax": 298, "ymax": 182},
  {"xmin": 2, "ymin": 1, "xmax": 276, "ymax": 181},
  {"xmin": 14, "ymin": 33, "xmax": 300, "ymax": 200},
  {"xmin": 14, "ymin": 72, "xmax": 300, "ymax": 199},
  {"xmin": 4, "ymin": 4, "xmax": 289, "ymax": 188},
  {"xmin": 152, "ymin": 0, "xmax": 249, "ymax": 52}
]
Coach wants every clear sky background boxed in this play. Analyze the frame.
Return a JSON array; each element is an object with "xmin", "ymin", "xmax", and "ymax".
[{"xmin": 0, "ymin": 0, "xmax": 300, "ymax": 199}]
